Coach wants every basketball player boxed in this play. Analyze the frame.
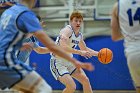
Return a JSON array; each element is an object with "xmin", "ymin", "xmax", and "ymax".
[
  {"xmin": 111, "ymin": 0, "xmax": 140, "ymax": 93},
  {"xmin": 0, "ymin": 0, "xmax": 94, "ymax": 93},
  {"xmin": 50, "ymin": 11, "xmax": 98, "ymax": 93},
  {"xmin": 17, "ymin": 15, "xmax": 50, "ymax": 65}
]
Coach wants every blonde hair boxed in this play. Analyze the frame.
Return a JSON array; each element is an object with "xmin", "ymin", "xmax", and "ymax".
[{"xmin": 70, "ymin": 11, "xmax": 83, "ymax": 21}]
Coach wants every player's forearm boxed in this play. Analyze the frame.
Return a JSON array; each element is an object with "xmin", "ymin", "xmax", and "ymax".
[
  {"xmin": 49, "ymin": 45, "xmax": 77, "ymax": 64},
  {"xmin": 34, "ymin": 31, "xmax": 78, "ymax": 65},
  {"xmin": 34, "ymin": 47, "xmax": 50, "ymax": 54},
  {"xmin": 62, "ymin": 46, "xmax": 81, "ymax": 55},
  {"xmin": 87, "ymin": 48, "xmax": 98, "ymax": 56}
]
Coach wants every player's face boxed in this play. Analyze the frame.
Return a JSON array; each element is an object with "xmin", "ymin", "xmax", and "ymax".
[{"xmin": 71, "ymin": 17, "xmax": 83, "ymax": 31}]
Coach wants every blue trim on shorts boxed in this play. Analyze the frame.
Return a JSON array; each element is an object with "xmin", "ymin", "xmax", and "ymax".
[
  {"xmin": 51, "ymin": 58, "xmax": 77, "ymax": 80},
  {"xmin": 51, "ymin": 59, "xmax": 62, "ymax": 79},
  {"xmin": 58, "ymin": 68, "xmax": 77, "ymax": 78},
  {"xmin": 53, "ymin": 60, "xmax": 68, "ymax": 77},
  {"xmin": 70, "ymin": 68, "xmax": 77, "ymax": 75},
  {"xmin": 60, "ymin": 73, "xmax": 70, "ymax": 77},
  {"xmin": 51, "ymin": 59, "xmax": 70, "ymax": 79},
  {"xmin": 53, "ymin": 59, "xmax": 59, "ymax": 77}
]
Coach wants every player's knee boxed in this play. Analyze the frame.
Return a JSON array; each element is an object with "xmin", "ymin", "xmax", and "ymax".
[
  {"xmin": 80, "ymin": 75, "xmax": 90, "ymax": 84},
  {"xmin": 84, "ymin": 77, "xmax": 90, "ymax": 84},
  {"xmin": 66, "ymin": 82, "xmax": 76, "ymax": 91}
]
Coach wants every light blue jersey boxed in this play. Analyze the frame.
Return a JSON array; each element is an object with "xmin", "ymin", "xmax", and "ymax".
[
  {"xmin": 17, "ymin": 36, "xmax": 39, "ymax": 62},
  {"xmin": 0, "ymin": 3, "xmax": 42, "ymax": 89}
]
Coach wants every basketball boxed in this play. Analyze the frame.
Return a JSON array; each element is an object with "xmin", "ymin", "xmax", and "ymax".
[{"xmin": 98, "ymin": 48, "xmax": 113, "ymax": 64}]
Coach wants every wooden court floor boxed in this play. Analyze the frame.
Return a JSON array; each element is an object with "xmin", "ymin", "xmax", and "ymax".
[
  {"xmin": 53, "ymin": 90, "xmax": 136, "ymax": 93},
  {"xmin": 0, "ymin": 90, "xmax": 135, "ymax": 93}
]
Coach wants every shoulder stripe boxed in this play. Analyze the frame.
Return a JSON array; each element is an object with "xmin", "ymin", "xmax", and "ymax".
[{"xmin": 16, "ymin": 11, "xmax": 29, "ymax": 33}]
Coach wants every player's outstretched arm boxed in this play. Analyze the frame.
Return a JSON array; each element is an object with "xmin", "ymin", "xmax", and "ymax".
[
  {"xmin": 33, "ymin": 30, "xmax": 94, "ymax": 71},
  {"xmin": 86, "ymin": 47, "xmax": 98, "ymax": 56},
  {"xmin": 78, "ymin": 38, "xmax": 98, "ymax": 58},
  {"xmin": 33, "ymin": 47, "xmax": 50, "ymax": 54},
  {"xmin": 58, "ymin": 28, "xmax": 95, "ymax": 57}
]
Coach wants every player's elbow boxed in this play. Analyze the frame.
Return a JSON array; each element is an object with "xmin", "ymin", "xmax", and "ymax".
[
  {"xmin": 111, "ymin": 36, "xmax": 119, "ymax": 41},
  {"xmin": 112, "ymin": 32, "xmax": 124, "ymax": 41},
  {"xmin": 111, "ymin": 35, "xmax": 123, "ymax": 41}
]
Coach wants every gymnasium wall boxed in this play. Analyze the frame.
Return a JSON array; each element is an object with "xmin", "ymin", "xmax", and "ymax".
[{"xmin": 30, "ymin": 35, "xmax": 135, "ymax": 90}]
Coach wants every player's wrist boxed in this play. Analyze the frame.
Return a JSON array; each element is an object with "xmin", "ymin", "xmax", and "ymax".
[
  {"xmin": 93, "ymin": 51, "xmax": 99, "ymax": 56},
  {"xmin": 77, "ymin": 50, "xmax": 82, "ymax": 55}
]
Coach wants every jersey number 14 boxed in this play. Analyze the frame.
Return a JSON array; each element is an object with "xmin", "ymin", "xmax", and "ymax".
[{"xmin": 127, "ymin": 8, "xmax": 140, "ymax": 26}]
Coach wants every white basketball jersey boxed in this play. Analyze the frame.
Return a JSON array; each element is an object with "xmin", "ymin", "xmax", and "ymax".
[
  {"xmin": 119, "ymin": 0, "xmax": 140, "ymax": 53},
  {"xmin": 67, "ymin": 25, "xmax": 82, "ymax": 49},
  {"xmin": 55, "ymin": 25, "xmax": 82, "ymax": 57},
  {"xmin": 119, "ymin": 0, "xmax": 140, "ymax": 42}
]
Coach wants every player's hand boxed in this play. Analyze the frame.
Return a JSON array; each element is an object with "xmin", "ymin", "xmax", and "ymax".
[
  {"xmin": 79, "ymin": 50, "xmax": 92, "ymax": 58},
  {"xmin": 75, "ymin": 61, "xmax": 94, "ymax": 71},
  {"xmin": 20, "ymin": 42, "xmax": 34, "ymax": 51}
]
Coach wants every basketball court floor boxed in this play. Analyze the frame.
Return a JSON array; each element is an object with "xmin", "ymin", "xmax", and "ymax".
[
  {"xmin": 52, "ymin": 90, "xmax": 135, "ymax": 93},
  {"xmin": 0, "ymin": 90, "xmax": 136, "ymax": 93}
]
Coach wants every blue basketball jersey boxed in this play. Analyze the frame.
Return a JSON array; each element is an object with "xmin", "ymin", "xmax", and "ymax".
[
  {"xmin": 0, "ymin": 3, "xmax": 41, "ymax": 89},
  {"xmin": 17, "ymin": 36, "xmax": 39, "ymax": 62}
]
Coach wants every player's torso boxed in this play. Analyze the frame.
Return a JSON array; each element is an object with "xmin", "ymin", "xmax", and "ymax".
[
  {"xmin": 0, "ymin": 5, "xmax": 29, "ymax": 60},
  {"xmin": 119, "ymin": 0, "xmax": 140, "ymax": 42},
  {"xmin": 69, "ymin": 31, "xmax": 82, "ymax": 49},
  {"xmin": 0, "ymin": 5, "xmax": 33, "ymax": 88},
  {"xmin": 0, "ymin": 4, "xmax": 33, "ymax": 73},
  {"xmin": 53, "ymin": 25, "xmax": 82, "ymax": 59},
  {"xmin": 56, "ymin": 25, "xmax": 82, "ymax": 48}
]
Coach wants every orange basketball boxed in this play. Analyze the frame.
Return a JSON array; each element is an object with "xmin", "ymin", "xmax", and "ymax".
[{"xmin": 98, "ymin": 48, "xmax": 113, "ymax": 64}]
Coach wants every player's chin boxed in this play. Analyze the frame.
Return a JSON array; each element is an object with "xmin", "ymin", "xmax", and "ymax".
[{"xmin": 76, "ymin": 26, "xmax": 80, "ymax": 29}]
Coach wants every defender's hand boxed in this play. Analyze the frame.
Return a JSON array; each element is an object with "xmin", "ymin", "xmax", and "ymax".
[
  {"xmin": 75, "ymin": 61, "xmax": 94, "ymax": 71},
  {"xmin": 20, "ymin": 42, "xmax": 34, "ymax": 51}
]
